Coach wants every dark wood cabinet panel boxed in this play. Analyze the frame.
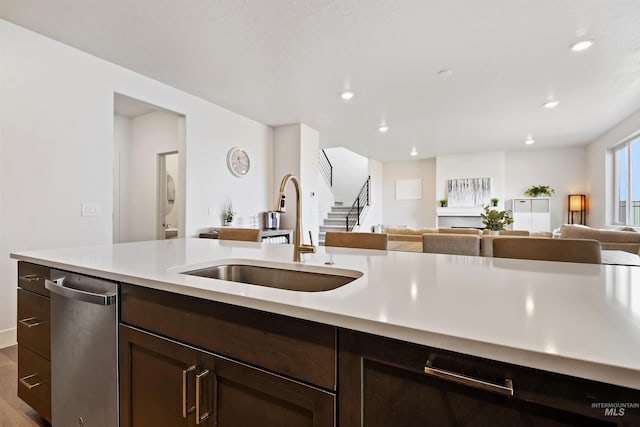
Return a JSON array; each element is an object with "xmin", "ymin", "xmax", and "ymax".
[
  {"xmin": 339, "ymin": 330, "xmax": 640, "ymax": 427},
  {"xmin": 121, "ymin": 283, "xmax": 336, "ymax": 390},
  {"xmin": 16, "ymin": 261, "xmax": 52, "ymax": 423},
  {"xmin": 17, "ymin": 289, "xmax": 50, "ymax": 360},
  {"xmin": 119, "ymin": 325, "xmax": 207, "ymax": 427},
  {"xmin": 213, "ymin": 353, "xmax": 335, "ymax": 427},
  {"xmin": 120, "ymin": 325, "xmax": 335, "ymax": 427},
  {"xmin": 17, "ymin": 345, "xmax": 51, "ymax": 423},
  {"xmin": 17, "ymin": 262, "xmax": 51, "ymax": 297}
]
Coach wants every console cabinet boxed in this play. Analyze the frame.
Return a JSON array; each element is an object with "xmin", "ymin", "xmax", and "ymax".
[{"xmin": 512, "ymin": 197, "xmax": 551, "ymax": 232}]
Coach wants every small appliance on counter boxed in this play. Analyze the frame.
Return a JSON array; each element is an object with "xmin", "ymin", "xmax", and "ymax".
[{"xmin": 263, "ymin": 211, "xmax": 281, "ymax": 230}]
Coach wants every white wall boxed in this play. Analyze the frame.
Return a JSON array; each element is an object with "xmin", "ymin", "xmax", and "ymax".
[
  {"xmin": 300, "ymin": 124, "xmax": 320, "ymax": 245},
  {"xmin": 505, "ymin": 146, "xmax": 588, "ymax": 229},
  {"xmin": 587, "ymin": 108, "xmax": 640, "ymax": 228},
  {"xmin": 113, "ymin": 115, "xmax": 131, "ymax": 243},
  {"xmin": 380, "ymin": 147, "xmax": 589, "ymax": 231},
  {"xmin": 382, "ymin": 159, "xmax": 437, "ymax": 228},
  {"xmin": 0, "ymin": 20, "xmax": 272, "ymax": 348},
  {"xmin": 324, "ymin": 147, "xmax": 369, "ymax": 203},
  {"xmin": 272, "ymin": 123, "xmax": 320, "ymax": 245},
  {"xmin": 357, "ymin": 158, "xmax": 384, "ymax": 231}
]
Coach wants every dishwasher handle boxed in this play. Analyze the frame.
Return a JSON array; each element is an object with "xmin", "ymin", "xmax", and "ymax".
[{"xmin": 45, "ymin": 278, "xmax": 116, "ymax": 306}]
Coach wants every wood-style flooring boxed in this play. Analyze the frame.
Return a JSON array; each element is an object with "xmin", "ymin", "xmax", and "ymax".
[{"xmin": 0, "ymin": 346, "xmax": 49, "ymax": 427}]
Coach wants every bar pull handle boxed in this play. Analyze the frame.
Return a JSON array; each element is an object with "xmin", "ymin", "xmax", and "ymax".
[
  {"xmin": 195, "ymin": 369, "xmax": 210, "ymax": 425},
  {"xmin": 19, "ymin": 274, "xmax": 40, "ymax": 282},
  {"xmin": 19, "ymin": 373, "xmax": 47, "ymax": 390},
  {"xmin": 45, "ymin": 278, "xmax": 116, "ymax": 306},
  {"xmin": 424, "ymin": 360, "xmax": 514, "ymax": 397},
  {"xmin": 182, "ymin": 365, "xmax": 196, "ymax": 418},
  {"xmin": 18, "ymin": 317, "xmax": 46, "ymax": 328}
]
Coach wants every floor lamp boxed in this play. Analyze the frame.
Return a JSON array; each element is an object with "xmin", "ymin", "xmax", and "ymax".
[{"xmin": 568, "ymin": 194, "xmax": 586, "ymax": 225}]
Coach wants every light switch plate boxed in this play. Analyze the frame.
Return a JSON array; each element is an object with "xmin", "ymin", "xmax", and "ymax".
[{"xmin": 81, "ymin": 203, "xmax": 102, "ymax": 216}]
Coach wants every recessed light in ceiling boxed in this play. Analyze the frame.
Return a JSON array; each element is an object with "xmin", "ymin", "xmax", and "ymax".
[
  {"xmin": 543, "ymin": 100, "xmax": 560, "ymax": 109},
  {"xmin": 378, "ymin": 124, "xmax": 389, "ymax": 133},
  {"xmin": 570, "ymin": 39, "xmax": 594, "ymax": 52},
  {"xmin": 525, "ymin": 137, "xmax": 535, "ymax": 145},
  {"xmin": 437, "ymin": 69, "xmax": 453, "ymax": 77},
  {"xmin": 410, "ymin": 148, "xmax": 418, "ymax": 156},
  {"xmin": 340, "ymin": 90, "xmax": 354, "ymax": 100}
]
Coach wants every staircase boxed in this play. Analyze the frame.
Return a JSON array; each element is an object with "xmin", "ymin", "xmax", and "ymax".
[{"xmin": 318, "ymin": 203, "xmax": 351, "ymax": 246}]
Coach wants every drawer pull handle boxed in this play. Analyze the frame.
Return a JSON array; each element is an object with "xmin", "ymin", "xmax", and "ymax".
[
  {"xmin": 19, "ymin": 274, "xmax": 41, "ymax": 282},
  {"xmin": 195, "ymin": 369, "xmax": 210, "ymax": 425},
  {"xmin": 424, "ymin": 360, "xmax": 513, "ymax": 397},
  {"xmin": 19, "ymin": 373, "xmax": 47, "ymax": 390},
  {"xmin": 182, "ymin": 365, "xmax": 196, "ymax": 418},
  {"xmin": 18, "ymin": 317, "xmax": 46, "ymax": 328}
]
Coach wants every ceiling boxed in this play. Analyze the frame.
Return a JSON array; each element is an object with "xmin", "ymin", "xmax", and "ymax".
[{"xmin": 2, "ymin": 0, "xmax": 640, "ymax": 161}]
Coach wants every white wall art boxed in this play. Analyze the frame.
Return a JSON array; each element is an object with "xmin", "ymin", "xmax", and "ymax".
[
  {"xmin": 395, "ymin": 179, "xmax": 422, "ymax": 200},
  {"xmin": 447, "ymin": 177, "xmax": 491, "ymax": 207}
]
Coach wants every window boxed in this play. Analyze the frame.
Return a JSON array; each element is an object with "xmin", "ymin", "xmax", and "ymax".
[{"xmin": 614, "ymin": 137, "xmax": 639, "ymax": 225}]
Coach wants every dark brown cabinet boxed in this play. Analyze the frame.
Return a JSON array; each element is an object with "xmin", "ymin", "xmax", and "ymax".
[
  {"xmin": 119, "ymin": 283, "xmax": 336, "ymax": 426},
  {"xmin": 339, "ymin": 330, "xmax": 640, "ymax": 427},
  {"xmin": 16, "ymin": 261, "xmax": 52, "ymax": 423},
  {"xmin": 120, "ymin": 325, "xmax": 335, "ymax": 427}
]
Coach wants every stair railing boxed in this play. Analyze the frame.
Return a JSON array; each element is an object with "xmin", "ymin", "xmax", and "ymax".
[
  {"xmin": 319, "ymin": 149, "xmax": 333, "ymax": 187},
  {"xmin": 345, "ymin": 176, "xmax": 370, "ymax": 231}
]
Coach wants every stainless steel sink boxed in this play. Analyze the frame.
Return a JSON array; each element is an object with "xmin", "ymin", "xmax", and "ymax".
[{"xmin": 181, "ymin": 261, "xmax": 362, "ymax": 292}]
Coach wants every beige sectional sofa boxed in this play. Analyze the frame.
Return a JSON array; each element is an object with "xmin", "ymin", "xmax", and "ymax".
[{"xmin": 558, "ymin": 224, "xmax": 640, "ymax": 254}]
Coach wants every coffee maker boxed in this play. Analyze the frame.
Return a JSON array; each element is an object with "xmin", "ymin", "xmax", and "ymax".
[{"xmin": 263, "ymin": 211, "xmax": 281, "ymax": 230}]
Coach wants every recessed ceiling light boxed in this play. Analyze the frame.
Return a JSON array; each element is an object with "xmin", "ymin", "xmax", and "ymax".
[
  {"xmin": 340, "ymin": 90, "xmax": 354, "ymax": 100},
  {"xmin": 525, "ymin": 137, "xmax": 535, "ymax": 145},
  {"xmin": 543, "ymin": 100, "xmax": 560, "ymax": 109},
  {"xmin": 410, "ymin": 148, "xmax": 417, "ymax": 156},
  {"xmin": 378, "ymin": 125, "xmax": 389, "ymax": 133},
  {"xmin": 437, "ymin": 69, "xmax": 453, "ymax": 77},
  {"xmin": 570, "ymin": 39, "xmax": 594, "ymax": 52}
]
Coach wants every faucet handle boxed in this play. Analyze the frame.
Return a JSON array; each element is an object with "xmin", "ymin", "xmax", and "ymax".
[
  {"xmin": 298, "ymin": 244, "xmax": 316, "ymax": 254},
  {"xmin": 308, "ymin": 230, "xmax": 314, "ymax": 246}
]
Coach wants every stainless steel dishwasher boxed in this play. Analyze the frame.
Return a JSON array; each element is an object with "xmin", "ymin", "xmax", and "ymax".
[{"xmin": 45, "ymin": 270, "xmax": 118, "ymax": 427}]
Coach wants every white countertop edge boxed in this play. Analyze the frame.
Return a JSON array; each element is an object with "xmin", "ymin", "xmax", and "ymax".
[{"xmin": 12, "ymin": 252, "xmax": 640, "ymax": 390}]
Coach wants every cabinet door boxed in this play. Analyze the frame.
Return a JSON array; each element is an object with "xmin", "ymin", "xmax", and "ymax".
[
  {"xmin": 119, "ymin": 325, "xmax": 210, "ymax": 427},
  {"xmin": 339, "ymin": 331, "xmax": 635, "ymax": 427},
  {"xmin": 512, "ymin": 199, "xmax": 531, "ymax": 213},
  {"xmin": 211, "ymin": 354, "xmax": 335, "ymax": 427},
  {"xmin": 120, "ymin": 325, "xmax": 335, "ymax": 427}
]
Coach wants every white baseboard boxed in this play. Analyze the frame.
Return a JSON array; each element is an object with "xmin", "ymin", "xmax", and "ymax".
[{"xmin": 0, "ymin": 327, "xmax": 17, "ymax": 349}]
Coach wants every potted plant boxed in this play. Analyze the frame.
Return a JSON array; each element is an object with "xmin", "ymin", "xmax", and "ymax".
[
  {"xmin": 524, "ymin": 185, "xmax": 555, "ymax": 197},
  {"xmin": 480, "ymin": 205, "xmax": 513, "ymax": 231},
  {"xmin": 439, "ymin": 199, "xmax": 447, "ymax": 207},
  {"xmin": 490, "ymin": 197, "xmax": 499, "ymax": 207},
  {"xmin": 223, "ymin": 201, "xmax": 236, "ymax": 226}
]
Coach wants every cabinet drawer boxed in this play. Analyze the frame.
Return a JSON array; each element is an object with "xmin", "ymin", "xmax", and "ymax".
[
  {"xmin": 18, "ymin": 345, "xmax": 51, "ymax": 423},
  {"xmin": 18, "ymin": 262, "xmax": 51, "ymax": 297},
  {"xmin": 121, "ymin": 284, "xmax": 337, "ymax": 390},
  {"xmin": 17, "ymin": 289, "xmax": 50, "ymax": 359}
]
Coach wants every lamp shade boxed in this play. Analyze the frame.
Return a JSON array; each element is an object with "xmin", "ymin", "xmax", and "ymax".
[{"xmin": 569, "ymin": 194, "xmax": 585, "ymax": 212}]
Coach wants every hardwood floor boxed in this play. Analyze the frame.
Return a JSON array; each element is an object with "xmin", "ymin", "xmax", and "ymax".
[{"xmin": 0, "ymin": 346, "xmax": 49, "ymax": 427}]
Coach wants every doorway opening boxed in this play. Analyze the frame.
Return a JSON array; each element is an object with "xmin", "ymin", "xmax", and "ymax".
[{"xmin": 113, "ymin": 93, "xmax": 185, "ymax": 243}]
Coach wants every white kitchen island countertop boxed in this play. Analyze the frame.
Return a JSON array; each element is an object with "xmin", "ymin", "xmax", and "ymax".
[{"xmin": 11, "ymin": 238, "xmax": 640, "ymax": 389}]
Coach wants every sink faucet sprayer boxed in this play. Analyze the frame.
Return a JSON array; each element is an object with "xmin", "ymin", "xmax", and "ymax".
[{"xmin": 276, "ymin": 174, "xmax": 316, "ymax": 262}]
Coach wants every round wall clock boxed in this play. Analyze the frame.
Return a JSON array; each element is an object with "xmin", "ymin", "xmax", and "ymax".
[{"xmin": 226, "ymin": 147, "xmax": 250, "ymax": 177}]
